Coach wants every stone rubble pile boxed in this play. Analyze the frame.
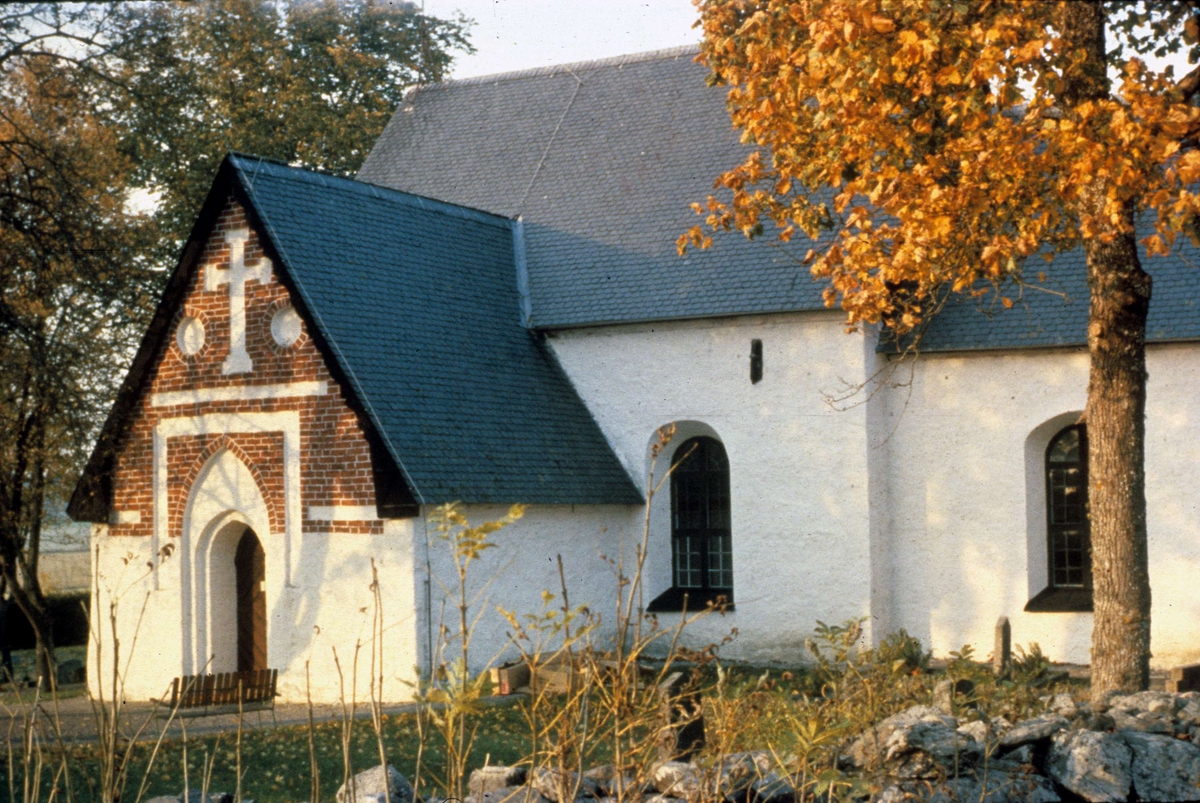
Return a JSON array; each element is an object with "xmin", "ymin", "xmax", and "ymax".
[
  {"xmin": 153, "ymin": 689, "xmax": 1200, "ymax": 803},
  {"xmin": 447, "ymin": 689, "xmax": 1200, "ymax": 803},
  {"xmin": 854, "ymin": 688, "xmax": 1200, "ymax": 802},
  {"xmin": 458, "ymin": 750, "xmax": 781, "ymax": 803}
]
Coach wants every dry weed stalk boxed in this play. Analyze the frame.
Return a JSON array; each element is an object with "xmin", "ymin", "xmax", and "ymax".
[
  {"xmin": 332, "ymin": 643, "xmax": 361, "ymax": 802},
  {"xmin": 410, "ymin": 503, "xmax": 524, "ymax": 798},
  {"xmin": 367, "ymin": 559, "xmax": 391, "ymax": 803},
  {"xmin": 306, "ymin": 661, "xmax": 320, "ymax": 803},
  {"xmin": 496, "ymin": 425, "xmax": 729, "ymax": 803}
]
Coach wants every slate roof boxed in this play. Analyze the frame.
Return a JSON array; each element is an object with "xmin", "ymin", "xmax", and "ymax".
[
  {"xmin": 360, "ymin": 45, "xmax": 1200, "ymax": 352},
  {"xmin": 909, "ymin": 235, "xmax": 1200, "ymax": 353},
  {"xmin": 358, "ymin": 46, "xmax": 829, "ymax": 328},
  {"xmin": 69, "ymin": 154, "xmax": 642, "ymax": 519},
  {"xmin": 233, "ymin": 155, "xmax": 641, "ymax": 504}
]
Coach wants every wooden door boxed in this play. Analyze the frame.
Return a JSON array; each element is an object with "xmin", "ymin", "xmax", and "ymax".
[{"xmin": 235, "ymin": 529, "xmax": 267, "ymax": 672}]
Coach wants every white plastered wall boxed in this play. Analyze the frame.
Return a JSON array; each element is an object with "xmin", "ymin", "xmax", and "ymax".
[
  {"xmin": 414, "ymin": 504, "xmax": 637, "ymax": 678},
  {"xmin": 277, "ymin": 517, "xmax": 420, "ymax": 703},
  {"xmin": 89, "ymin": 522, "xmax": 180, "ymax": 702},
  {"xmin": 878, "ymin": 343, "xmax": 1200, "ymax": 667},
  {"xmin": 545, "ymin": 311, "xmax": 878, "ymax": 662},
  {"xmin": 90, "ymin": 432, "xmax": 421, "ymax": 704}
]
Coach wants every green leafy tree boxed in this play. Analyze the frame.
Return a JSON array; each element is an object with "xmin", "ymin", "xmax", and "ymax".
[
  {"xmin": 103, "ymin": 0, "xmax": 472, "ymax": 262},
  {"xmin": 0, "ymin": 6, "xmax": 158, "ymax": 684},
  {"xmin": 687, "ymin": 0, "xmax": 1200, "ymax": 696},
  {"xmin": 0, "ymin": 0, "xmax": 471, "ymax": 683}
]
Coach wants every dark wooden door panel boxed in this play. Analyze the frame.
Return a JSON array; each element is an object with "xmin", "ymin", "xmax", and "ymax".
[{"xmin": 235, "ymin": 529, "xmax": 267, "ymax": 672}]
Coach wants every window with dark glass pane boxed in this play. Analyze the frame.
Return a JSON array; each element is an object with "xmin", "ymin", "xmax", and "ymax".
[
  {"xmin": 1046, "ymin": 424, "xmax": 1090, "ymax": 589},
  {"xmin": 670, "ymin": 437, "xmax": 733, "ymax": 599}
]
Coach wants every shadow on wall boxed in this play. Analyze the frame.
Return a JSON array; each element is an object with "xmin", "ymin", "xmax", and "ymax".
[{"xmin": 885, "ymin": 354, "xmax": 1090, "ymax": 659}]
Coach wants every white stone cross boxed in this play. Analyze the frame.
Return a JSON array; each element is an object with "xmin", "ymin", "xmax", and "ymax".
[{"xmin": 205, "ymin": 228, "xmax": 272, "ymax": 374}]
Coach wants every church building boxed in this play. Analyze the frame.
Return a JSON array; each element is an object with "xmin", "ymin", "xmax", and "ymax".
[{"xmin": 70, "ymin": 47, "xmax": 1200, "ymax": 702}]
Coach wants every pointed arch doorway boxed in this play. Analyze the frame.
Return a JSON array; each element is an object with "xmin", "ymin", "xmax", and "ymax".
[{"xmin": 235, "ymin": 528, "xmax": 267, "ymax": 673}]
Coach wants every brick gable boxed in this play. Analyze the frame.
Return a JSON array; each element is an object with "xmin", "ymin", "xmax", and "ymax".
[{"xmin": 105, "ymin": 196, "xmax": 386, "ymax": 540}]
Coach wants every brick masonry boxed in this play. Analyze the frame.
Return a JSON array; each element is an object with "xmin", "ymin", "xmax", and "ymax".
[{"xmin": 107, "ymin": 196, "xmax": 384, "ymax": 539}]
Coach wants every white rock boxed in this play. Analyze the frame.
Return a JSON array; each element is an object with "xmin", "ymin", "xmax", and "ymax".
[
  {"xmin": 883, "ymin": 718, "xmax": 983, "ymax": 770},
  {"xmin": 479, "ymin": 787, "xmax": 545, "ymax": 803},
  {"xmin": 1179, "ymin": 700, "xmax": 1200, "ymax": 726},
  {"xmin": 1050, "ymin": 693, "xmax": 1077, "ymax": 717},
  {"xmin": 581, "ymin": 765, "xmax": 636, "ymax": 798},
  {"xmin": 529, "ymin": 768, "xmax": 598, "ymax": 802},
  {"xmin": 1124, "ymin": 732, "xmax": 1200, "ymax": 802},
  {"xmin": 956, "ymin": 720, "xmax": 989, "ymax": 744},
  {"xmin": 1046, "ymin": 730, "xmax": 1132, "ymax": 802},
  {"xmin": 750, "ymin": 772, "xmax": 795, "ymax": 803},
  {"xmin": 997, "ymin": 714, "xmax": 1069, "ymax": 749},
  {"xmin": 470, "ymin": 767, "xmax": 528, "ymax": 799},
  {"xmin": 336, "ymin": 765, "xmax": 414, "ymax": 803},
  {"xmin": 649, "ymin": 762, "xmax": 701, "ymax": 799},
  {"xmin": 148, "ymin": 793, "xmax": 233, "ymax": 803},
  {"xmin": 846, "ymin": 705, "xmax": 957, "ymax": 770},
  {"xmin": 934, "ymin": 771, "xmax": 1061, "ymax": 803},
  {"xmin": 1111, "ymin": 709, "xmax": 1175, "ymax": 734},
  {"xmin": 998, "ymin": 744, "xmax": 1035, "ymax": 766},
  {"xmin": 1109, "ymin": 690, "xmax": 1177, "ymax": 716},
  {"xmin": 712, "ymin": 751, "xmax": 772, "ymax": 797},
  {"xmin": 873, "ymin": 772, "xmax": 1060, "ymax": 803}
]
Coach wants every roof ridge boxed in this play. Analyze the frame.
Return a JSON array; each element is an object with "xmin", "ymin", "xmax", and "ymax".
[
  {"xmin": 228, "ymin": 153, "xmax": 513, "ymax": 229},
  {"xmin": 416, "ymin": 44, "xmax": 701, "ymax": 92}
]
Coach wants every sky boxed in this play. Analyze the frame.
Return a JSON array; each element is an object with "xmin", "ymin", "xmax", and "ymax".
[
  {"xmin": 420, "ymin": 0, "xmax": 702, "ymax": 79},
  {"xmin": 420, "ymin": 1, "xmax": 1193, "ymax": 83}
]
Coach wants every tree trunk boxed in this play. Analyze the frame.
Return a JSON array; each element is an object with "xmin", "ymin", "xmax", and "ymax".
[
  {"xmin": 1084, "ymin": 226, "xmax": 1152, "ymax": 695},
  {"xmin": 33, "ymin": 613, "xmax": 55, "ymax": 690},
  {"xmin": 1057, "ymin": 0, "xmax": 1153, "ymax": 697}
]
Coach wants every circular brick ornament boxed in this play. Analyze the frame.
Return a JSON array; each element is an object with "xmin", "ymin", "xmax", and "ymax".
[
  {"xmin": 270, "ymin": 305, "xmax": 302, "ymax": 348},
  {"xmin": 176, "ymin": 316, "xmax": 206, "ymax": 357}
]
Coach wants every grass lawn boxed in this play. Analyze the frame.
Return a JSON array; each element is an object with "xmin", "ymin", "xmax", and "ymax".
[
  {"xmin": 8, "ymin": 701, "xmax": 534, "ymax": 803},
  {"xmin": 2, "ymin": 642, "xmax": 1078, "ymax": 803},
  {"xmin": 0, "ymin": 645, "xmax": 90, "ymax": 705}
]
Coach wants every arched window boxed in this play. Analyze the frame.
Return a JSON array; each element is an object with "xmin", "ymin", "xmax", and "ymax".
[
  {"xmin": 1046, "ymin": 424, "xmax": 1090, "ymax": 589},
  {"xmin": 1027, "ymin": 422, "xmax": 1093, "ymax": 612},
  {"xmin": 649, "ymin": 436, "xmax": 733, "ymax": 611}
]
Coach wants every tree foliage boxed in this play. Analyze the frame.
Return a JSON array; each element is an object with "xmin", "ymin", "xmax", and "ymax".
[
  {"xmin": 103, "ymin": 0, "xmax": 471, "ymax": 261},
  {"xmin": 0, "ymin": 0, "xmax": 471, "ymax": 681},
  {"xmin": 0, "ymin": 5, "xmax": 157, "ymax": 682},
  {"xmin": 685, "ymin": 0, "xmax": 1200, "ymax": 335},
  {"xmin": 687, "ymin": 0, "xmax": 1200, "ymax": 695}
]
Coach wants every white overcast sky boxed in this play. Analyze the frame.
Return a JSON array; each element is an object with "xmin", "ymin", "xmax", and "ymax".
[
  {"xmin": 420, "ymin": 0, "xmax": 702, "ymax": 79},
  {"xmin": 419, "ymin": 0, "xmax": 1192, "ymax": 81}
]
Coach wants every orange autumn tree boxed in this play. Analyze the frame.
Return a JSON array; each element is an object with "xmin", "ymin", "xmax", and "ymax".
[{"xmin": 684, "ymin": 0, "xmax": 1200, "ymax": 696}]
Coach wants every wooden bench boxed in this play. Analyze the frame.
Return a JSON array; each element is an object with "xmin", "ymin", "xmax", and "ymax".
[{"xmin": 162, "ymin": 669, "xmax": 278, "ymax": 718}]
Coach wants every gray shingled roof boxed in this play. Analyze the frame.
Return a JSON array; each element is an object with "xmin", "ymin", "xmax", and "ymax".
[
  {"xmin": 358, "ymin": 46, "xmax": 828, "ymax": 328},
  {"xmin": 229, "ymin": 155, "xmax": 641, "ymax": 505},
  {"xmin": 910, "ymin": 234, "xmax": 1200, "ymax": 353},
  {"xmin": 360, "ymin": 46, "xmax": 1200, "ymax": 351}
]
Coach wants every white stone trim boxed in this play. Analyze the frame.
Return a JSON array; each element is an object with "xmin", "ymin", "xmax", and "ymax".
[
  {"xmin": 151, "ymin": 381, "xmax": 328, "ymax": 408},
  {"xmin": 109, "ymin": 510, "xmax": 142, "ymax": 525},
  {"xmin": 203, "ymin": 228, "xmax": 272, "ymax": 375},
  {"xmin": 154, "ymin": 411, "xmax": 301, "ymax": 588},
  {"xmin": 306, "ymin": 505, "xmax": 380, "ymax": 522}
]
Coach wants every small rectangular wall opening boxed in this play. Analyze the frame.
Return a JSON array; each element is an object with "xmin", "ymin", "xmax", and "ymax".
[{"xmin": 750, "ymin": 339, "xmax": 763, "ymax": 384}]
